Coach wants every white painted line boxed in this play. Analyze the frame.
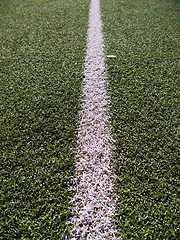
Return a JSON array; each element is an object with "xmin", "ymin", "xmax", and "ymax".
[{"xmin": 70, "ymin": 0, "xmax": 121, "ymax": 239}]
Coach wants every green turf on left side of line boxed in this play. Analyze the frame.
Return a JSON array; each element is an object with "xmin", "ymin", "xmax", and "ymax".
[{"xmin": 0, "ymin": 0, "xmax": 89, "ymax": 238}]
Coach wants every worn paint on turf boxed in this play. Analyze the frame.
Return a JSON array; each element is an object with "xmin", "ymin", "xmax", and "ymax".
[{"xmin": 70, "ymin": 0, "xmax": 120, "ymax": 239}]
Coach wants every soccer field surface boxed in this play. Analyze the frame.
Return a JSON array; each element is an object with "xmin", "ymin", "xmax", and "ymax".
[
  {"xmin": 101, "ymin": 0, "xmax": 179, "ymax": 238},
  {"xmin": 0, "ymin": 0, "xmax": 179, "ymax": 239}
]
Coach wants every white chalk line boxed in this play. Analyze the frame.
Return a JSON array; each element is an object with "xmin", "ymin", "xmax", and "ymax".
[{"xmin": 69, "ymin": 0, "xmax": 121, "ymax": 239}]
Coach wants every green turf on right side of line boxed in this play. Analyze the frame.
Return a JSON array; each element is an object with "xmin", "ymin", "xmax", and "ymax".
[
  {"xmin": 101, "ymin": 0, "xmax": 179, "ymax": 239},
  {"xmin": 0, "ymin": 0, "xmax": 89, "ymax": 239}
]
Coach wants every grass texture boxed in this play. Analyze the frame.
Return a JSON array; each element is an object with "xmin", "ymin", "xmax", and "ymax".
[
  {"xmin": 101, "ymin": 0, "xmax": 179, "ymax": 239},
  {"xmin": 0, "ymin": 0, "xmax": 89, "ymax": 238}
]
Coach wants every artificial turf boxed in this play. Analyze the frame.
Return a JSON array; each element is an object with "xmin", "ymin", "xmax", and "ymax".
[
  {"xmin": 101, "ymin": 0, "xmax": 179, "ymax": 239},
  {"xmin": 0, "ymin": 0, "xmax": 89, "ymax": 238}
]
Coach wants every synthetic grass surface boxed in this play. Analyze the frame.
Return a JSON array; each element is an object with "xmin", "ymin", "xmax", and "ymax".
[
  {"xmin": 101, "ymin": 0, "xmax": 179, "ymax": 239},
  {"xmin": 0, "ymin": 0, "xmax": 89, "ymax": 238}
]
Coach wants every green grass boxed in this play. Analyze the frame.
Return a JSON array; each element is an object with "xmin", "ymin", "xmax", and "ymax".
[
  {"xmin": 101, "ymin": 0, "xmax": 179, "ymax": 239},
  {"xmin": 0, "ymin": 0, "xmax": 89, "ymax": 238},
  {"xmin": 1, "ymin": 0, "xmax": 179, "ymax": 239}
]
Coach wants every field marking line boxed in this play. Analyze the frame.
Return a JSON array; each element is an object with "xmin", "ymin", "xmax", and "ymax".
[{"xmin": 70, "ymin": 0, "xmax": 121, "ymax": 239}]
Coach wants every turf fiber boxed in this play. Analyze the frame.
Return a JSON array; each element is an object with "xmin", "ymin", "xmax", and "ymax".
[
  {"xmin": 0, "ymin": 0, "xmax": 89, "ymax": 239},
  {"xmin": 101, "ymin": 0, "xmax": 179, "ymax": 239}
]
